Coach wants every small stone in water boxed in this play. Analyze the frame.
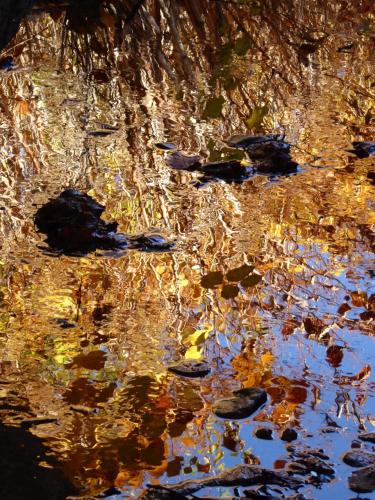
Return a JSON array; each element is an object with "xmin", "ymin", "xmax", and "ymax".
[
  {"xmin": 168, "ymin": 359, "xmax": 211, "ymax": 378},
  {"xmin": 359, "ymin": 433, "xmax": 375, "ymax": 444},
  {"xmin": 349, "ymin": 464, "xmax": 375, "ymax": 493},
  {"xmin": 254, "ymin": 427, "xmax": 273, "ymax": 440},
  {"xmin": 281, "ymin": 428, "xmax": 298, "ymax": 442},
  {"xmin": 213, "ymin": 388, "xmax": 267, "ymax": 419},
  {"xmin": 343, "ymin": 451, "xmax": 375, "ymax": 468}
]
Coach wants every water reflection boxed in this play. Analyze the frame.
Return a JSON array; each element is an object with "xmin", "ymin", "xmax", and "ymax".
[{"xmin": 0, "ymin": 0, "xmax": 374, "ymax": 498}]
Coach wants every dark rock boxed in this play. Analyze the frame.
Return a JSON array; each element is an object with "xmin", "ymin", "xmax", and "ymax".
[
  {"xmin": 20, "ymin": 417, "xmax": 57, "ymax": 429},
  {"xmin": 226, "ymin": 134, "xmax": 285, "ymax": 149},
  {"xmin": 0, "ymin": 56, "xmax": 15, "ymax": 71},
  {"xmin": 281, "ymin": 428, "xmax": 298, "ymax": 442},
  {"xmin": 54, "ymin": 318, "xmax": 75, "ymax": 329},
  {"xmin": 97, "ymin": 487, "xmax": 123, "ymax": 497},
  {"xmin": 35, "ymin": 191, "xmax": 174, "ymax": 256},
  {"xmin": 350, "ymin": 141, "xmax": 375, "ymax": 158},
  {"xmin": 254, "ymin": 427, "xmax": 273, "ymax": 440},
  {"xmin": 225, "ymin": 134, "xmax": 297, "ymax": 172},
  {"xmin": 168, "ymin": 359, "xmax": 211, "ymax": 378},
  {"xmin": 157, "ymin": 464, "xmax": 302, "ymax": 495},
  {"xmin": 286, "ymin": 446, "xmax": 334, "ymax": 478},
  {"xmin": 0, "ymin": 0, "xmax": 34, "ymax": 52},
  {"xmin": 142, "ymin": 485, "xmax": 188, "ymax": 499},
  {"xmin": 155, "ymin": 142, "xmax": 177, "ymax": 151},
  {"xmin": 359, "ymin": 433, "xmax": 375, "ymax": 444},
  {"xmin": 0, "ymin": 422, "xmax": 77, "ymax": 499},
  {"xmin": 244, "ymin": 493, "xmax": 310, "ymax": 500},
  {"xmin": 348, "ymin": 464, "xmax": 375, "ymax": 493},
  {"xmin": 213, "ymin": 388, "xmax": 267, "ymax": 419},
  {"xmin": 197, "ymin": 160, "xmax": 251, "ymax": 181},
  {"xmin": 166, "ymin": 151, "xmax": 201, "ymax": 170},
  {"xmin": 128, "ymin": 233, "xmax": 175, "ymax": 252},
  {"xmin": 34, "ymin": 190, "xmax": 128, "ymax": 255},
  {"xmin": 367, "ymin": 171, "xmax": 375, "ymax": 184},
  {"xmin": 343, "ymin": 451, "xmax": 375, "ymax": 468}
]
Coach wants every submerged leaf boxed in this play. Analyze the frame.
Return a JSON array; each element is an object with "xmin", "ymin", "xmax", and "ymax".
[
  {"xmin": 201, "ymin": 271, "xmax": 224, "ymax": 289},
  {"xmin": 226, "ymin": 264, "xmax": 254, "ymax": 282},
  {"xmin": 246, "ymin": 105, "xmax": 268, "ymax": 130},
  {"xmin": 221, "ymin": 284, "xmax": 239, "ymax": 299},
  {"xmin": 241, "ymin": 273, "xmax": 262, "ymax": 288},
  {"xmin": 202, "ymin": 96, "xmax": 225, "ymax": 119}
]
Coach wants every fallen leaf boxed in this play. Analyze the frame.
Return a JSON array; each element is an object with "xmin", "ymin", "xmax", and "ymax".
[
  {"xmin": 201, "ymin": 271, "xmax": 223, "ymax": 289},
  {"xmin": 221, "ymin": 284, "xmax": 239, "ymax": 299}
]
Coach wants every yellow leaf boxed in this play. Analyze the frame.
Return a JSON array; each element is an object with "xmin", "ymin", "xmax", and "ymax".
[
  {"xmin": 185, "ymin": 345, "xmax": 203, "ymax": 360},
  {"xmin": 185, "ymin": 326, "xmax": 213, "ymax": 346},
  {"xmin": 261, "ymin": 351, "xmax": 274, "ymax": 365}
]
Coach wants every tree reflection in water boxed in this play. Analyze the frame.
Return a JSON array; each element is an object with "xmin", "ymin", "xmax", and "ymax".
[{"xmin": 0, "ymin": 0, "xmax": 374, "ymax": 498}]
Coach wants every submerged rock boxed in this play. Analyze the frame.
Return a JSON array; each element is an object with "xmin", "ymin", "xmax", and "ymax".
[
  {"xmin": 197, "ymin": 160, "xmax": 251, "ymax": 181},
  {"xmin": 166, "ymin": 151, "xmax": 201, "ymax": 170},
  {"xmin": 225, "ymin": 134, "xmax": 285, "ymax": 149},
  {"xmin": 254, "ymin": 427, "xmax": 273, "ymax": 440},
  {"xmin": 349, "ymin": 464, "xmax": 375, "ymax": 493},
  {"xmin": 34, "ymin": 190, "xmax": 174, "ymax": 255},
  {"xmin": 34, "ymin": 190, "xmax": 127, "ymax": 255},
  {"xmin": 343, "ymin": 451, "xmax": 375, "ymax": 468},
  {"xmin": 150, "ymin": 464, "xmax": 301, "ymax": 495},
  {"xmin": 359, "ymin": 433, "xmax": 375, "ymax": 444},
  {"xmin": 127, "ymin": 233, "xmax": 175, "ymax": 252},
  {"xmin": 350, "ymin": 141, "xmax": 375, "ymax": 158},
  {"xmin": 213, "ymin": 388, "xmax": 267, "ymax": 419},
  {"xmin": 281, "ymin": 428, "xmax": 298, "ymax": 442},
  {"xmin": 286, "ymin": 446, "xmax": 334, "ymax": 478},
  {"xmin": 0, "ymin": 56, "xmax": 15, "ymax": 71},
  {"xmin": 225, "ymin": 133, "xmax": 298, "ymax": 172},
  {"xmin": 168, "ymin": 359, "xmax": 211, "ymax": 378}
]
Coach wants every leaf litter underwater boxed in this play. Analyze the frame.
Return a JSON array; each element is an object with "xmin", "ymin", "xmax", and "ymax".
[{"xmin": 0, "ymin": 1, "xmax": 375, "ymax": 499}]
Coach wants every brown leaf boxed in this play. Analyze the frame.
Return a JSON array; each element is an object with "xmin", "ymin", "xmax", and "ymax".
[
  {"xmin": 221, "ymin": 284, "xmax": 239, "ymax": 299},
  {"xmin": 303, "ymin": 316, "xmax": 325, "ymax": 336},
  {"xmin": 201, "ymin": 271, "xmax": 223, "ymax": 289},
  {"xmin": 338, "ymin": 365, "xmax": 371, "ymax": 385},
  {"xmin": 326, "ymin": 345, "xmax": 344, "ymax": 368},
  {"xmin": 337, "ymin": 303, "xmax": 351, "ymax": 315},
  {"xmin": 286, "ymin": 386, "xmax": 307, "ymax": 404},
  {"xmin": 226, "ymin": 264, "xmax": 253, "ymax": 282},
  {"xmin": 241, "ymin": 273, "xmax": 262, "ymax": 288},
  {"xmin": 351, "ymin": 291, "xmax": 367, "ymax": 307}
]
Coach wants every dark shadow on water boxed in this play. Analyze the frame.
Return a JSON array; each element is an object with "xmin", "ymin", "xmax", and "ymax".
[{"xmin": 0, "ymin": 423, "xmax": 77, "ymax": 500}]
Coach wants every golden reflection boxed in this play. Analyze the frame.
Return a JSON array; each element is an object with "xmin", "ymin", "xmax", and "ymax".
[{"xmin": 0, "ymin": 0, "xmax": 374, "ymax": 498}]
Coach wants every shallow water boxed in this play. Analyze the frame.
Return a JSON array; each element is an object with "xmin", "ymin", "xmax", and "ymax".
[{"xmin": 0, "ymin": 1, "xmax": 374, "ymax": 498}]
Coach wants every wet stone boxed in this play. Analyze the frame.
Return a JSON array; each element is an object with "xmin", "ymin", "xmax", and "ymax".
[
  {"xmin": 168, "ymin": 360, "xmax": 211, "ymax": 378},
  {"xmin": 359, "ymin": 433, "xmax": 375, "ymax": 444},
  {"xmin": 225, "ymin": 134, "xmax": 285, "ymax": 149},
  {"xmin": 0, "ymin": 56, "xmax": 15, "ymax": 71},
  {"xmin": 254, "ymin": 427, "xmax": 273, "ymax": 440},
  {"xmin": 128, "ymin": 233, "xmax": 175, "ymax": 252},
  {"xmin": 197, "ymin": 160, "xmax": 250, "ymax": 180},
  {"xmin": 348, "ymin": 464, "xmax": 375, "ymax": 493},
  {"xmin": 155, "ymin": 142, "xmax": 177, "ymax": 150},
  {"xmin": 34, "ymin": 189, "xmax": 128, "ymax": 255},
  {"xmin": 281, "ymin": 428, "xmax": 298, "ymax": 442},
  {"xmin": 213, "ymin": 388, "xmax": 267, "ymax": 420},
  {"xmin": 343, "ymin": 451, "xmax": 375, "ymax": 468},
  {"xmin": 350, "ymin": 141, "xmax": 375, "ymax": 158},
  {"xmin": 54, "ymin": 318, "xmax": 76, "ymax": 329}
]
